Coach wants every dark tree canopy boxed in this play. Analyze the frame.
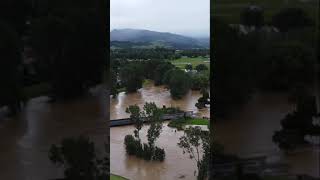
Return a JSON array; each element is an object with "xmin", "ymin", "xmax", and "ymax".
[
  {"xmin": 272, "ymin": 8, "xmax": 314, "ymax": 33},
  {"xmin": 119, "ymin": 63, "xmax": 144, "ymax": 92},
  {"xmin": 166, "ymin": 69, "xmax": 192, "ymax": 99}
]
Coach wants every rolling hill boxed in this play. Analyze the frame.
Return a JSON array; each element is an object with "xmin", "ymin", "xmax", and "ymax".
[{"xmin": 110, "ymin": 29, "xmax": 209, "ymax": 49}]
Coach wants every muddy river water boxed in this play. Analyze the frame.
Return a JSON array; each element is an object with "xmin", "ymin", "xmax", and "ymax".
[
  {"xmin": 0, "ymin": 85, "xmax": 108, "ymax": 180},
  {"xmin": 0, "ymin": 83, "xmax": 318, "ymax": 179},
  {"xmin": 110, "ymin": 83, "xmax": 209, "ymax": 180},
  {"xmin": 214, "ymin": 93, "xmax": 319, "ymax": 177},
  {"xmin": 110, "ymin": 85, "xmax": 319, "ymax": 179},
  {"xmin": 110, "ymin": 82, "xmax": 210, "ymax": 120}
]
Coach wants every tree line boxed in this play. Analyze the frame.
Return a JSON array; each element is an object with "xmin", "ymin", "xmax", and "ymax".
[{"xmin": 111, "ymin": 57, "xmax": 209, "ymax": 100}]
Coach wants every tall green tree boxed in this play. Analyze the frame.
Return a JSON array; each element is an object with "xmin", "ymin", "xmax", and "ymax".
[
  {"xmin": 126, "ymin": 105, "xmax": 143, "ymax": 140},
  {"xmin": 178, "ymin": 126, "xmax": 209, "ymax": 179},
  {"xmin": 119, "ymin": 63, "xmax": 144, "ymax": 92},
  {"xmin": 166, "ymin": 70, "xmax": 192, "ymax": 99},
  {"xmin": 143, "ymin": 102, "xmax": 163, "ymax": 148}
]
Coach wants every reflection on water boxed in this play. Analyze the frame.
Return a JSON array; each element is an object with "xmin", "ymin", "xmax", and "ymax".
[
  {"xmin": 110, "ymin": 122, "xmax": 199, "ymax": 180},
  {"xmin": 110, "ymin": 82, "xmax": 210, "ymax": 119},
  {"xmin": 214, "ymin": 93, "xmax": 319, "ymax": 177},
  {"xmin": 0, "ymin": 85, "xmax": 108, "ymax": 180}
]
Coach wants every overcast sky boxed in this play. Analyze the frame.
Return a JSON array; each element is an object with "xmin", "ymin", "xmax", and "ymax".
[{"xmin": 111, "ymin": 0, "xmax": 210, "ymax": 38}]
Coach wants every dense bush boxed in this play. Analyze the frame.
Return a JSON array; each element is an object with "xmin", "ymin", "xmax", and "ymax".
[
  {"xmin": 191, "ymin": 71, "xmax": 209, "ymax": 90},
  {"xmin": 196, "ymin": 89, "xmax": 210, "ymax": 109},
  {"xmin": 124, "ymin": 136, "xmax": 165, "ymax": 162},
  {"xmin": 154, "ymin": 146, "xmax": 165, "ymax": 161},
  {"xmin": 161, "ymin": 106, "xmax": 183, "ymax": 114},
  {"xmin": 124, "ymin": 135, "xmax": 141, "ymax": 155}
]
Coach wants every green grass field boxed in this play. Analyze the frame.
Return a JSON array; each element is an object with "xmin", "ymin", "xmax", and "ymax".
[
  {"xmin": 110, "ymin": 174, "xmax": 128, "ymax": 180},
  {"xmin": 168, "ymin": 117, "xmax": 210, "ymax": 130},
  {"xmin": 171, "ymin": 57, "xmax": 210, "ymax": 70},
  {"xmin": 186, "ymin": 118, "xmax": 210, "ymax": 125},
  {"xmin": 212, "ymin": 0, "xmax": 318, "ymax": 24}
]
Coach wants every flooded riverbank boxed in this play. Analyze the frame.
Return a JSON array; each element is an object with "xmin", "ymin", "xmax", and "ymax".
[
  {"xmin": 214, "ymin": 93, "xmax": 319, "ymax": 177},
  {"xmin": 0, "ymin": 85, "xmax": 108, "ymax": 180},
  {"xmin": 110, "ymin": 82, "xmax": 210, "ymax": 120}
]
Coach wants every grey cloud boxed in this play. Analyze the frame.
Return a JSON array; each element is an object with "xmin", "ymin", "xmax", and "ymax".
[{"xmin": 111, "ymin": 0, "xmax": 209, "ymax": 37}]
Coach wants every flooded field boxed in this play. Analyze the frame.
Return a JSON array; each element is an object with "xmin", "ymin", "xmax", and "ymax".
[{"xmin": 110, "ymin": 82, "xmax": 210, "ymax": 120}]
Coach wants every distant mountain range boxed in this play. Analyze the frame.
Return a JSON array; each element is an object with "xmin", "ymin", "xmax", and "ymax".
[{"xmin": 110, "ymin": 29, "xmax": 209, "ymax": 49}]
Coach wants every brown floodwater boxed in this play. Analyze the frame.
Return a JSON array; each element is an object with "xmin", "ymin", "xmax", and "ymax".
[
  {"xmin": 110, "ymin": 83, "xmax": 210, "ymax": 180},
  {"xmin": 0, "ymin": 85, "xmax": 109, "ymax": 180},
  {"xmin": 110, "ymin": 122, "xmax": 201, "ymax": 180},
  {"xmin": 214, "ymin": 93, "xmax": 320, "ymax": 177},
  {"xmin": 110, "ymin": 82, "xmax": 210, "ymax": 120}
]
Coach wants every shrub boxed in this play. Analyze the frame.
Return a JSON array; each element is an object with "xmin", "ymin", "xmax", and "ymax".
[
  {"xmin": 124, "ymin": 136, "xmax": 165, "ymax": 161},
  {"xmin": 142, "ymin": 143, "xmax": 152, "ymax": 160},
  {"xmin": 154, "ymin": 147, "xmax": 165, "ymax": 161},
  {"xmin": 124, "ymin": 135, "xmax": 140, "ymax": 155},
  {"xmin": 162, "ymin": 107, "xmax": 182, "ymax": 114}
]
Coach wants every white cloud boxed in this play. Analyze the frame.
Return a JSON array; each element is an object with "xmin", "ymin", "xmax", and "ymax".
[{"xmin": 111, "ymin": 0, "xmax": 210, "ymax": 37}]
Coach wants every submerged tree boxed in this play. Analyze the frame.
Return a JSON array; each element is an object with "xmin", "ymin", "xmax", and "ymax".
[
  {"xmin": 143, "ymin": 102, "xmax": 163, "ymax": 151},
  {"xmin": 178, "ymin": 126, "xmax": 209, "ymax": 179},
  {"xmin": 196, "ymin": 88, "xmax": 210, "ymax": 109},
  {"xmin": 126, "ymin": 105, "xmax": 143, "ymax": 140},
  {"xmin": 124, "ymin": 102, "xmax": 165, "ymax": 161}
]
